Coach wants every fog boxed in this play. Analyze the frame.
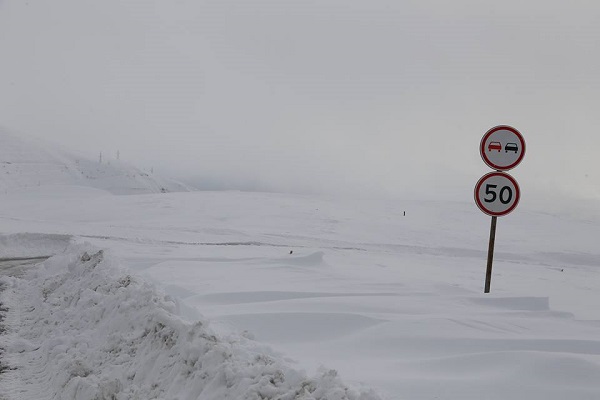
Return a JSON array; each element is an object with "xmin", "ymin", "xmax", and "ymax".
[{"xmin": 1, "ymin": 0, "xmax": 599, "ymax": 204}]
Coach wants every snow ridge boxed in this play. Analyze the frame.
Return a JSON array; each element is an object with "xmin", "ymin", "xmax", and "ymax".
[{"xmin": 0, "ymin": 246, "xmax": 381, "ymax": 400}]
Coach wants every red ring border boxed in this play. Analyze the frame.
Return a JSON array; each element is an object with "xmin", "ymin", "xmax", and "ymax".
[
  {"xmin": 480, "ymin": 125, "xmax": 526, "ymax": 171},
  {"xmin": 474, "ymin": 171, "xmax": 521, "ymax": 217}
]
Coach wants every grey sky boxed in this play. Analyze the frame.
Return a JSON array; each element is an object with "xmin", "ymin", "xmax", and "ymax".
[{"xmin": 1, "ymin": 0, "xmax": 599, "ymax": 203}]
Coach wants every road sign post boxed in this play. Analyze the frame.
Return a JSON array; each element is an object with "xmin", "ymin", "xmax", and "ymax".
[
  {"xmin": 476, "ymin": 125, "xmax": 525, "ymax": 293},
  {"xmin": 484, "ymin": 216, "xmax": 497, "ymax": 293}
]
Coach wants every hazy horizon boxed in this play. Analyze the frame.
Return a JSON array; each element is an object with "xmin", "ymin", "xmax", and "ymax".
[{"xmin": 1, "ymin": 1, "xmax": 599, "ymax": 204}]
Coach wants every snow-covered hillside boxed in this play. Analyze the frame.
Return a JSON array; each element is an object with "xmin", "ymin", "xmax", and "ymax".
[{"xmin": 0, "ymin": 129, "xmax": 191, "ymax": 195}]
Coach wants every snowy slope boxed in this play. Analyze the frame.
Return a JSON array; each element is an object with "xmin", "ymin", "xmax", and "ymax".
[{"xmin": 0, "ymin": 129, "xmax": 191, "ymax": 195}]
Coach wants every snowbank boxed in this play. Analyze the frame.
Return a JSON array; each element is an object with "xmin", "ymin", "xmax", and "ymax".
[
  {"xmin": 0, "ymin": 233, "xmax": 72, "ymax": 259},
  {"xmin": 0, "ymin": 245, "xmax": 381, "ymax": 400}
]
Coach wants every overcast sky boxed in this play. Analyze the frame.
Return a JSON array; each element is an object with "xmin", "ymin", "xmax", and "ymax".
[{"xmin": 1, "ymin": 0, "xmax": 599, "ymax": 204}]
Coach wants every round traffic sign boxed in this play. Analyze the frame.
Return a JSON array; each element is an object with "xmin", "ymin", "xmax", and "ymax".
[
  {"xmin": 480, "ymin": 125, "xmax": 525, "ymax": 171},
  {"xmin": 474, "ymin": 172, "xmax": 520, "ymax": 217}
]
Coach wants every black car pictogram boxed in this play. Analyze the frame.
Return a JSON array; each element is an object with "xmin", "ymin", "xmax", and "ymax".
[{"xmin": 505, "ymin": 143, "xmax": 519, "ymax": 153}]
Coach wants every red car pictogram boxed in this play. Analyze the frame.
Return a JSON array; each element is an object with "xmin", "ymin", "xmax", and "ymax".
[{"xmin": 487, "ymin": 141, "xmax": 502, "ymax": 152}]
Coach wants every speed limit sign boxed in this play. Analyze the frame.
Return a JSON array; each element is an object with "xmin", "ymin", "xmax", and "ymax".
[{"xmin": 474, "ymin": 172, "xmax": 520, "ymax": 217}]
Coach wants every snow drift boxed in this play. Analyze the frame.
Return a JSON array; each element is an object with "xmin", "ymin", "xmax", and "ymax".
[
  {"xmin": 0, "ymin": 233, "xmax": 72, "ymax": 259},
  {"xmin": 0, "ymin": 245, "xmax": 380, "ymax": 400}
]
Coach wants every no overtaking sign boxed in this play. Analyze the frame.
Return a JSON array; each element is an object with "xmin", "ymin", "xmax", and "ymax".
[{"xmin": 480, "ymin": 125, "xmax": 526, "ymax": 171}]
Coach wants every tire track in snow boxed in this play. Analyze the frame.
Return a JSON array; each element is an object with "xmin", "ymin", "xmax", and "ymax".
[
  {"xmin": 79, "ymin": 234, "xmax": 600, "ymax": 269},
  {"xmin": 78, "ymin": 234, "xmax": 365, "ymax": 251}
]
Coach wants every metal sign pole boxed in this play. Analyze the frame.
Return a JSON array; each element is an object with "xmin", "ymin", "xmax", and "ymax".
[{"xmin": 484, "ymin": 216, "xmax": 497, "ymax": 293}]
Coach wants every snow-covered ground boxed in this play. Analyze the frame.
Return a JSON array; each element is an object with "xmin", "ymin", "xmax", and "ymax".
[{"xmin": 0, "ymin": 184, "xmax": 599, "ymax": 399}]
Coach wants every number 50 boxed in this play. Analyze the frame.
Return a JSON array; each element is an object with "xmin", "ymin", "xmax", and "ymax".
[{"xmin": 484, "ymin": 184, "xmax": 513, "ymax": 204}]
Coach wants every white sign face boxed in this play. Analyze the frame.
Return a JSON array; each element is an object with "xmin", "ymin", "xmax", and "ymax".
[
  {"xmin": 480, "ymin": 125, "xmax": 525, "ymax": 171},
  {"xmin": 474, "ymin": 172, "xmax": 520, "ymax": 217}
]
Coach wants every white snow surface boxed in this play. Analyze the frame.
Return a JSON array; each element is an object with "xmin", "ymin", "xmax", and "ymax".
[
  {"xmin": 0, "ymin": 245, "xmax": 379, "ymax": 400},
  {"xmin": 0, "ymin": 184, "xmax": 599, "ymax": 399}
]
